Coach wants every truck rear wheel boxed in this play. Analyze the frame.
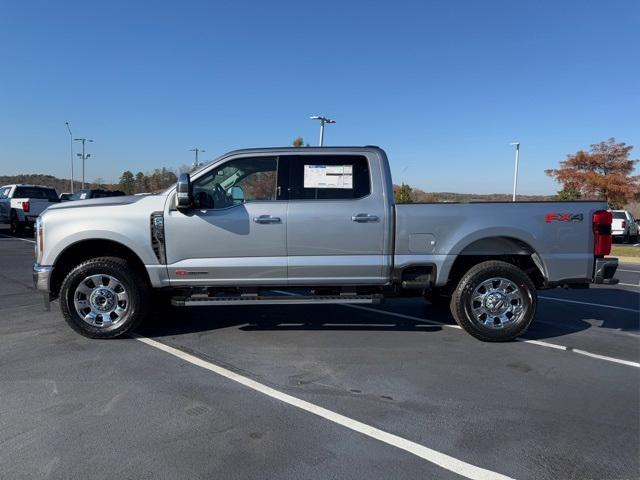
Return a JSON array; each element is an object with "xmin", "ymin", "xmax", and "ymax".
[
  {"xmin": 60, "ymin": 256, "xmax": 150, "ymax": 339},
  {"xmin": 449, "ymin": 260, "xmax": 536, "ymax": 342}
]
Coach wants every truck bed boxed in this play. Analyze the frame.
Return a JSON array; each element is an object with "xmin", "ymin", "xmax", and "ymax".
[{"xmin": 394, "ymin": 201, "xmax": 608, "ymax": 287}]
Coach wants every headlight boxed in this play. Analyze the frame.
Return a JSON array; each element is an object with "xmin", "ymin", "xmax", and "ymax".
[{"xmin": 35, "ymin": 216, "xmax": 44, "ymax": 263}]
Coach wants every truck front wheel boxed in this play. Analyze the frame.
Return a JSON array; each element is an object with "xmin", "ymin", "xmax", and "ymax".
[
  {"xmin": 60, "ymin": 257, "xmax": 150, "ymax": 339},
  {"xmin": 449, "ymin": 260, "xmax": 537, "ymax": 342}
]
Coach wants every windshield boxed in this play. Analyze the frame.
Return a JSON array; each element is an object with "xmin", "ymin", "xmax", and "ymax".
[
  {"xmin": 612, "ymin": 212, "xmax": 626, "ymax": 219},
  {"xmin": 69, "ymin": 190, "xmax": 90, "ymax": 200}
]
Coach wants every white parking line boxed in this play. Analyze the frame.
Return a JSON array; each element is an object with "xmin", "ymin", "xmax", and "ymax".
[
  {"xmin": 538, "ymin": 296, "xmax": 639, "ymax": 313},
  {"xmin": 0, "ymin": 234, "xmax": 35, "ymax": 244},
  {"xmin": 343, "ymin": 304, "xmax": 640, "ymax": 369},
  {"xmin": 618, "ymin": 283, "xmax": 640, "ymax": 288},
  {"xmin": 133, "ymin": 334, "xmax": 513, "ymax": 480},
  {"xmin": 618, "ymin": 269, "xmax": 640, "ymax": 273}
]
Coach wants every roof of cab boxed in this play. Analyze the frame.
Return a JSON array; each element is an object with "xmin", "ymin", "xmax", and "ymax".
[{"xmin": 221, "ymin": 146, "xmax": 384, "ymax": 156}]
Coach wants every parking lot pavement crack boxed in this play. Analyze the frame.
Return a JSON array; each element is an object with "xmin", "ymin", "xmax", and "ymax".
[{"xmin": 0, "ymin": 272, "xmax": 36, "ymax": 292}]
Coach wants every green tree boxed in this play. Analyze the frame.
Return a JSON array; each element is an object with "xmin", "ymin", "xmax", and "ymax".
[
  {"xmin": 292, "ymin": 137, "xmax": 304, "ymax": 147},
  {"xmin": 134, "ymin": 171, "xmax": 148, "ymax": 193},
  {"xmin": 395, "ymin": 184, "xmax": 414, "ymax": 204},
  {"xmin": 118, "ymin": 170, "xmax": 135, "ymax": 194},
  {"xmin": 556, "ymin": 187, "xmax": 582, "ymax": 201}
]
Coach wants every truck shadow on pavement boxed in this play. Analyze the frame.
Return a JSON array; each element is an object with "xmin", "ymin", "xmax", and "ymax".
[
  {"xmin": 524, "ymin": 288, "xmax": 640, "ymax": 340},
  {"xmin": 138, "ymin": 304, "xmax": 446, "ymax": 338},
  {"xmin": 138, "ymin": 289, "xmax": 639, "ymax": 341}
]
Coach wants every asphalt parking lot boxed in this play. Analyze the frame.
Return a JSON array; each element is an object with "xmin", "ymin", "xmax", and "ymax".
[{"xmin": 1, "ymin": 226, "xmax": 638, "ymax": 480}]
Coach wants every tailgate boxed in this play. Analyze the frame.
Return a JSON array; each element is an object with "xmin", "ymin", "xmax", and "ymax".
[{"xmin": 12, "ymin": 198, "xmax": 55, "ymax": 217}]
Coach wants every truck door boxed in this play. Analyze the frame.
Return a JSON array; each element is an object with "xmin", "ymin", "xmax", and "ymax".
[
  {"xmin": 283, "ymin": 154, "xmax": 388, "ymax": 285},
  {"xmin": 163, "ymin": 155, "xmax": 288, "ymax": 286}
]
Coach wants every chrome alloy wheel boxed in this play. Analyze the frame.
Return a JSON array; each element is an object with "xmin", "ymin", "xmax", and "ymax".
[
  {"xmin": 470, "ymin": 277, "xmax": 524, "ymax": 329},
  {"xmin": 73, "ymin": 274, "xmax": 129, "ymax": 328}
]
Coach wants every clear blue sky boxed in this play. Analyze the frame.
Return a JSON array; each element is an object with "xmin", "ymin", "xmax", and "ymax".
[{"xmin": 1, "ymin": 0, "xmax": 638, "ymax": 194}]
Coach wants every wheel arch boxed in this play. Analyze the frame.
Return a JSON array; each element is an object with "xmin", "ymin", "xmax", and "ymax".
[
  {"xmin": 443, "ymin": 236, "xmax": 547, "ymax": 290},
  {"xmin": 49, "ymin": 239, "xmax": 150, "ymax": 300}
]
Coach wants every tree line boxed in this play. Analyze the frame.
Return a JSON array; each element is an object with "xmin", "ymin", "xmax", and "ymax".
[
  {"xmin": 117, "ymin": 167, "xmax": 182, "ymax": 195},
  {"xmin": 3, "ymin": 138, "xmax": 637, "ymax": 211}
]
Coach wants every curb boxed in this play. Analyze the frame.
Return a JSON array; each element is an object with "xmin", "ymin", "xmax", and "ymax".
[{"xmin": 616, "ymin": 256, "xmax": 640, "ymax": 265}]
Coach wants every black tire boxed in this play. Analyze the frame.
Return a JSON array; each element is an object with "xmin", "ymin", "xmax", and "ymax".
[
  {"xmin": 60, "ymin": 256, "xmax": 150, "ymax": 339},
  {"xmin": 449, "ymin": 260, "xmax": 537, "ymax": 342},
  {"xmin": 9, "ymin": 211, "xmax": 23, "ymax": 235},
  {"xmin": 623, "ymin": 232, "xmax": 630, "ymax": 244}
]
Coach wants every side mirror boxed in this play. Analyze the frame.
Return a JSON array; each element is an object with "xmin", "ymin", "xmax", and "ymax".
[
  {"xmin": 176, "ymin": 173, "xmax": 192, "ymax": 209},
  {"xmin": 230, "ymin": 186, "xmax": 245, "ymax": 204}
]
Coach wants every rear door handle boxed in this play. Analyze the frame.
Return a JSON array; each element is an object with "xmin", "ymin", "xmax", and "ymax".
[
  {"xmin": 351, "ymin": 213, "xmax": 380, "ymax": 223},
  {"xmin": 253, "ymin": 215, "xmax": 281, "ymax": 224}
]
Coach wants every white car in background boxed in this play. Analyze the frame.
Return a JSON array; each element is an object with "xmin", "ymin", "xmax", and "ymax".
[{"xmin": 610, "ymin": 210, "xmax": 639, "ymax": 243}]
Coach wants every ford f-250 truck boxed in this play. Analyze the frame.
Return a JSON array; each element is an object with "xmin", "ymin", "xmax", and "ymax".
[{"xmin": 32, "ymin": 147, "xmax": 618, "ymax": 341}]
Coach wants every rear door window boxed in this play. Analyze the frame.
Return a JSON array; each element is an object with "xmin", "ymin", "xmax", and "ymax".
[{"xmin": 283, "ymin": 155, "xmax": 370, "ymax": 200}]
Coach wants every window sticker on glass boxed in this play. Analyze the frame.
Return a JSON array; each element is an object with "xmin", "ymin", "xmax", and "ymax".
[{"xmin": 304, "ymin": 165, "xmax": 353, "ymax": 189}]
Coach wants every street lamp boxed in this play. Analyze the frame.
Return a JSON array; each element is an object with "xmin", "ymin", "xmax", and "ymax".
[
  {"xmin": 189, "ymin": 148, "xmax": 205, "ymax": 170},
  {"xmin": 510, "ymin": 142, "xmax": 520, "ymax": 202},
  {"xmin": 65, "ymin": 122, "xmax": 74, "ymax": 193},
  {"xmin": 74, "ymin": 138, "xmax": 93, "ymax": 189},
  {"xmin": 310, "ymin": 115, "xmax": 335, "ymax": 146}
]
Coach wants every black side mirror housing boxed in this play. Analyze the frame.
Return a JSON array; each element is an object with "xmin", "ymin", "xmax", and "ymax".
[{"xmin": 176, "ymin": 173, "xmax": 192, "ymax": 210}]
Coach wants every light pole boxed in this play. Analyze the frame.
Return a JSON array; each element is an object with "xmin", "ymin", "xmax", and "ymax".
[
  {"xmin": 510, "ymin": 142, "xmax": 520, "ymax": 202},
  {"xmin": 65, "ymin": 122, "xmax": 74, "ymax": 193},
  {"xmin": 189, "ymin": 148, "xmax": 205, "ymax": 170},
  {"xmin": 74, "ymin": 138, "xmax": 93, "ymax": 189},
  {"xmin": 310, "ymin": 115, "xmax": 335, "ymax": 146}
]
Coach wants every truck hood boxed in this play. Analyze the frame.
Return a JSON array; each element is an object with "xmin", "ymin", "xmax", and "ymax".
[{"xmin": 47, "ymin": 195, "xmax": 149, "ymax": 211}]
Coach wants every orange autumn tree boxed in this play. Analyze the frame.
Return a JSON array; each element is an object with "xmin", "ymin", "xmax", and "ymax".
[{"xmin": 546, "ymin": 138, "xmax": 640, "ymax": 208}]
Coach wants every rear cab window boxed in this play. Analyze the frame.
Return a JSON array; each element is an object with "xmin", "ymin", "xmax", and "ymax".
[
  {"xmin": 282, "ymin": 155, "xmax": 371, "ymax": 200},
  {"xmin": 13, "ymin": 186, "xmax": 59, "ymax": 201}
]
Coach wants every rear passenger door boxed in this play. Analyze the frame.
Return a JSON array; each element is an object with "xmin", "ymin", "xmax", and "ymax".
[{"xmin": 283, "ymin": 154, "xmax": 388, "ymax": 285}]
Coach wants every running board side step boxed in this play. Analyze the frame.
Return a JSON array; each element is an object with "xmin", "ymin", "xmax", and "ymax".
[{"xmin": 171, "ymin": 294, "xmax": 383, "ymax": 307}]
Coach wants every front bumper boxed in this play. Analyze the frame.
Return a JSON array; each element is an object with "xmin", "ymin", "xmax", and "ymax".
[
  {"xmin": 593, "ymin": 257, "xmax": 619, "ymax": 285},
  {"xmin": 33, "ymin": 264, "xmax": 53, "ymax": 292}
]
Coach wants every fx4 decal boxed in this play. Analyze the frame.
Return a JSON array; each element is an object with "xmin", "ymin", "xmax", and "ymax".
[{"xmin": 545, "ymin": 213, "xmax": 584, "ymax": 223}]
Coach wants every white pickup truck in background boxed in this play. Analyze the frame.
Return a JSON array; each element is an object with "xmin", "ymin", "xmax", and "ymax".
[
  {"xmin": 0, "ymin": 184, "xmax": 60, "ymax": 234},
  {"xmin": 610, "ymin": 209, "xmax": 639, "ymax": 243}
]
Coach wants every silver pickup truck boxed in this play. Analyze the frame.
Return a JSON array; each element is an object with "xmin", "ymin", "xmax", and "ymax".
[{"xmin": 33, "ymin": 147, "xmax": 618, "ymax": 341}]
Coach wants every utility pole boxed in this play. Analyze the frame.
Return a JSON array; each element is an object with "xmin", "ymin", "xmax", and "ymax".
[
  {"xmin": 189, "ymin": 148, "xmax": 205, "ymax": 170},
  {"xmin": 310, "ymin": 115, "xmax": 335, "ymax": 146},
  {"xmin": 74, "ymin": 138, "xmax": 93, "ymax": 189},
  {"xmin": 65, "ymin": 122, "xmax": 74, "ymax": 193},
  {"xmin": 510, "ymin": 142, "xmax": 520, "ymax": 202}
]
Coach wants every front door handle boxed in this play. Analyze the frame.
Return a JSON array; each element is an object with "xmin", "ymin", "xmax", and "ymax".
[
  {"xmin": 253, "ymin": 215, "xmax": 281, "ymax": 224},
  {"xmin": 351, "ymin": 213, "xmax": 380, "ymax": 223}
]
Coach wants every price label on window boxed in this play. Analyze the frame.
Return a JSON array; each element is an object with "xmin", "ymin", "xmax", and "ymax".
[{"xmin": 303, "ymin": 165, "xmax": 353, "ymax": 189}]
